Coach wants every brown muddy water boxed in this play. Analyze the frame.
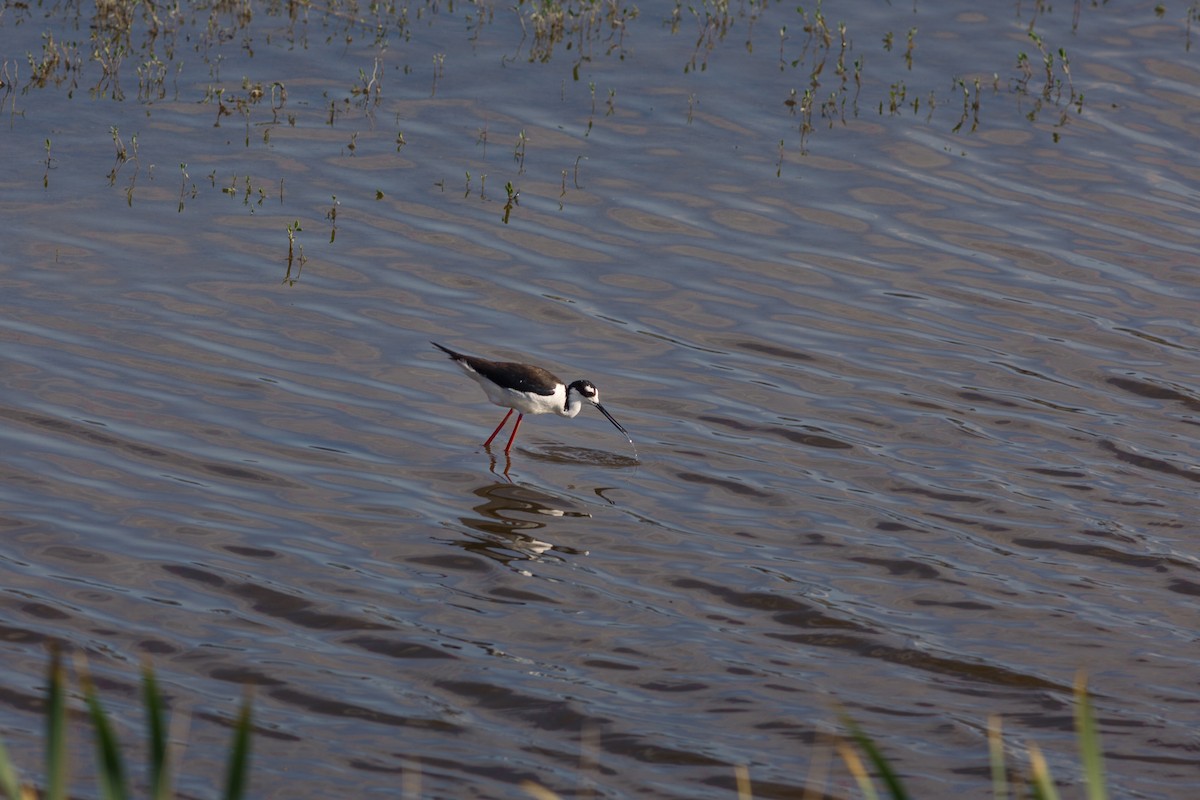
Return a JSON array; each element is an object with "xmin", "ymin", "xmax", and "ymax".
[{"xmin": 1, "ymin": 1, "xmax": 1199, "ymax": 797}]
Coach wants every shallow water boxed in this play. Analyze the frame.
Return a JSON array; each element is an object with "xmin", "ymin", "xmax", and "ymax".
[{"xmin": 2, "ymin": 1, "xmax": 1199, "ymax": 797}]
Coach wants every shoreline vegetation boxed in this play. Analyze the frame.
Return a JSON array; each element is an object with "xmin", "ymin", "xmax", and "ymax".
[{"xmin": 0, "ymin": 651, "xmax": 1107, "ymax": 799}]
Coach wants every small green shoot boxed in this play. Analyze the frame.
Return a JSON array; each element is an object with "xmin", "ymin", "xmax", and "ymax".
[
  {"xmin": 327, "ymin": 195, "xmax": 339, "ymax": 243},
  {"xmin": 178, "ymin": 163, "xmax": 196, "ymax": 213},
  {"xmin": 1074, "ymin": 672, "xmax": 1107, "ymax": 800},
  {"xmin": 284, "ymin": 220, "xmax": 305, "ymax": 284},
  {"xmin": 42, "ymin": 138, "xmax": 54, "ymax": 188},
  {"xmin": 988, "ymin": 715, "xmax": 1007, "ymax": 800},
  {"xmin": 142, "ymin": 664, "xmax": 170, "ymax": 800},
  {"xmin": 46, "ymin": 649, "xmax": 67, "ymax": 800},
  {"xmin": 840, "ymin": 713, "xmax": 910, "ymax": 800},
  {"xmin": 431, "ymin": 52, "xmax": 444, "ymax": 96},
  {"xmin": 78, "ymin": 657, "xmax": 130, "ymax": 800},
  {"xmin": 514, "ymin": 129, "xmax": 527, "ymax": 174},
  {"xmin": 223, "ymin": 690, "xmax": 254, "ymax": 800},
  {"xmin": 502, "ymin": 181, "xmax": 519, "ymax": 223}
]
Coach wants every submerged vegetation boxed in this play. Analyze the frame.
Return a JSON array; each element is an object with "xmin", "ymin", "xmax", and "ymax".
[
  {"xmin": 2, "ymin": 1, "xmax": 1148, "ymax": 151},
  {"xmin": 0, "ymin": 0, "xmax": 1189, "ymax": 259}
]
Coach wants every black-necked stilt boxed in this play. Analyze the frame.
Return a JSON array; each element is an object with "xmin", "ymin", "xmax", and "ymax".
[{"xmin": 432, "ymin": 342, "xmax": 633, "ymax": 455}]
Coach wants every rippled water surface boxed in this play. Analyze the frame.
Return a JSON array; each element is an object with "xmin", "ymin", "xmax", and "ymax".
[{"xmin": 2, "ymin": 1, "xmax": 1199, "ymax": 797}]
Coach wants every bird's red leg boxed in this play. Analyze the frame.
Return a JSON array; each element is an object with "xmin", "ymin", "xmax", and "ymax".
[
  {"xmin": 503, "ymin": 413, "xmax": 525, "ymax": 454},
  {"xmin": 483, "ymin": 409, "xmax": 514, "ymax": 448}
]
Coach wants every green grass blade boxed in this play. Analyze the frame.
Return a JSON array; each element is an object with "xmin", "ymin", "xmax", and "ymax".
[
  {"xmin": 987, "ymin": 715, "xmax": 1007, "ymax": 800},
  {"xmin": 840, "ymin": 715, "xmax": 910, "ymax": 800},
  {"xmin": 1074, "ymin": 672, "xmax": 1107, "ymax": 800},
  {"xmin": 80, "ymin": 663, "xmax": 129, "ymax": 800},
  {"xmin": 0, "ymin": 735, "xmax": 24, "ymax": 800},
  {"xmin": 221, "ymin": 692, "xmax": 253, "ymax": 800},
  {"xmin": 141, "ymin": 664, "xmax": 171, "ymax": 800},
  {"xmin": 45, "ymin": 648, "xmax": 68, "ymax": 800}
]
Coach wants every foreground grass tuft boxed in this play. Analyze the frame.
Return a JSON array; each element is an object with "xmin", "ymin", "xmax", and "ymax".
[
  {"xmin": 836, "ymin": 671, "xmax": 1105, "ymax": 800},
  {"xmin": 2, "ymin": 655, "xmax": 1109, "ymax": 800},
  {"xmin": 0, "ymin": 648, "xmax": 252, "ymax": 800},
  {"xmin": 524, "ymin": 673, "xmax": 1108, "ymax": 799}
]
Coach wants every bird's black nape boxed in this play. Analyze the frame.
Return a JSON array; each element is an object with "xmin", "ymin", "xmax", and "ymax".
[{"xmin": 567, "ymin": 379, "xmax": 598, "ymax": 400}]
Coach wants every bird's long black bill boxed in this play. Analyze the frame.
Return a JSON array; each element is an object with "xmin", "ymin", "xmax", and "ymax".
[
  {"xmin": 595, "ymin": 403, "xmax": 631, "ymax": 440},
  {"xmin": 594, "ymin": 402, "xmax": 637, "ymax": 460}
]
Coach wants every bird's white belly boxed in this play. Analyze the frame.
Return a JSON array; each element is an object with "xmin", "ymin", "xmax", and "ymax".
[{"xmin": 476, "ymin": 376, "xmax": 565, "ymax": 416}]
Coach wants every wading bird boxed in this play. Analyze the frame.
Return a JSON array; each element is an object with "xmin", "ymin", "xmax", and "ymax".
[{"xmin": 432, "ymin": 342, "xmax": 632, "ymax": 455}]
